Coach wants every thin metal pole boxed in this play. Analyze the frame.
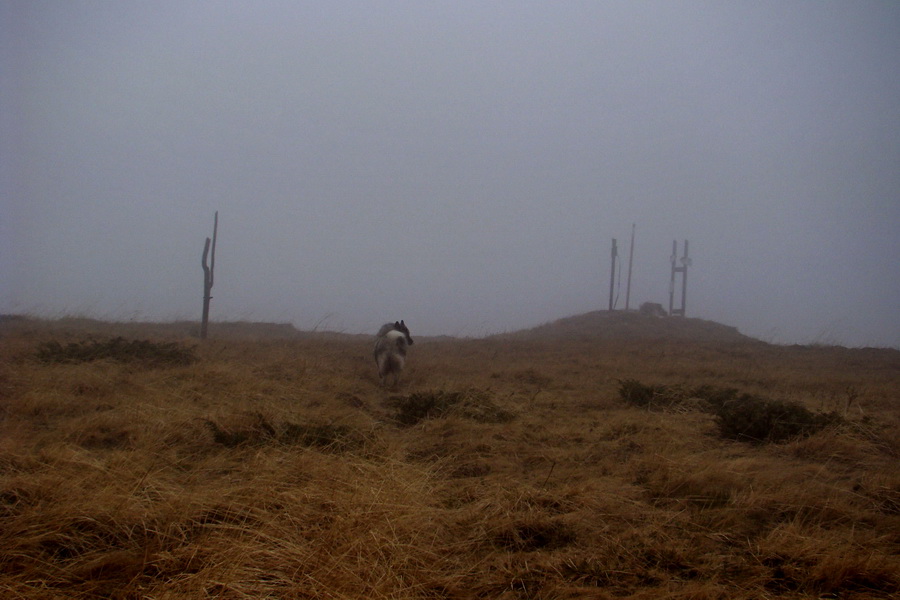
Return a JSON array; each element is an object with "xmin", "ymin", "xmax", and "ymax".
[
  {"xmin": 681, "ymin": 240, "xmax": 689, "ymax": 317},
  {"xmin": 609, "ymin": 238, "xmax": 617, "ymax": 311},
  {"xmin": 625, "ymin": 223, "xmax": 635, "ymax": 310},
  {"xmin": 668, "ymin": 240, "xmax": 676, "ymax": 316}
]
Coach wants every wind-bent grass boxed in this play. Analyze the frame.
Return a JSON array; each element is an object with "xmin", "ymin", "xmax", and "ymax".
[{"xmin": 1, "ymin": 318, "xmax": 898, "ymax": 599}]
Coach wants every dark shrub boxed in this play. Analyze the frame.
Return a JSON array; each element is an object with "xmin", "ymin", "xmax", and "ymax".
[
  {"xmin": 617, "ymin": 379, "xmax": 670, "ymax": 407},
  {"xmin": 618, "ymin": 379, "xmax": 842, "ymax": 444},
  {"xmin": 714, "ymin": 394, "xmax": 841, "ymax": 444}
]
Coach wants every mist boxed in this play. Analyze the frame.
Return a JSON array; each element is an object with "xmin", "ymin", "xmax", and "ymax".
[{"xmin": 2, "ymin": 1, "xmax": 899, "ymax": 346}]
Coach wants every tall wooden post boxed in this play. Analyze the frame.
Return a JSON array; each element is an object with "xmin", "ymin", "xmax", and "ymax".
[{"xmin": 200, "ymin": 211, "xmax": 218, "ymax": 339}]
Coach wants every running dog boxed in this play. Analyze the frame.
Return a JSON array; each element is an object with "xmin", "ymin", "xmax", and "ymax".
[{"xmin": 374, "ymin": 320, "xmax": 414, "ymax": 387}]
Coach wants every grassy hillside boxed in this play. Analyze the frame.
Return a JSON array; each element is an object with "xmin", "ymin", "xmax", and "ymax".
[
  {"xmin": 495, "ymin": 310, "xmax": 753, "ymax": 343},
  {"xmin": 1, "ymin": 316, "xmax": 898, "ymax": 599}
]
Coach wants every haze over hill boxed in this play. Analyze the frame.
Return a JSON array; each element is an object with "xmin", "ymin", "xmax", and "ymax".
[
  {"xmin": 2, "ymin": 2, "xmax": 899, "ymax": 347},
  {"xmin": 3, "ymin": 311, "xmax": 759, "ymax": 346},
  {"xmin": 496, "ymin": 311, "xmax": 754, "ymax": 344}
]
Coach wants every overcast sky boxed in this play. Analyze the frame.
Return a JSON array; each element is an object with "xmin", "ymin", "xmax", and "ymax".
[{"xmin": 2, "ymin": 1, "xmax": 899, "ymax": 346}]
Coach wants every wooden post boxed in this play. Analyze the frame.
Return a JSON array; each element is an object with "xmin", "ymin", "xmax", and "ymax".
[{"xmin": 200, "ymin": 211, "xmax": 218, "ymax": 339}]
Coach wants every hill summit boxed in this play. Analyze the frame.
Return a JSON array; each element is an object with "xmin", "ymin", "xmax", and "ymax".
[{"xmin": 499, "ymin": 310, "xmax": 755, "ymax": 343}]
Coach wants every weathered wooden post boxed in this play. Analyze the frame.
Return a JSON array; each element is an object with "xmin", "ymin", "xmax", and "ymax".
[{"xmin": 200, "ymin": 211, "xmax": 218, "ymax": 339}]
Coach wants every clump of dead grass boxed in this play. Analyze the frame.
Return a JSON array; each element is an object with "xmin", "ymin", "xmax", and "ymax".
[
  {"xmin": 756, "ymin": 523, "xmax": 900, "ymax": 597},
  {"xmin": 35, "ymin": 337, "xmax": 195, "ymax": 367},
  {"xmin": 714, "ymin": 393, "xmax": 842, "ymax": 444},
  {"xmin": 386, "ymin": 388, "xmax": 515, "ymax": 426},
  {"xmin": 618, "ymin": 379, "xmax": 844, "ymax": 444},
  {"xmin": 201, "ymin": 412, "xmax": 366, "ymax": 453}
]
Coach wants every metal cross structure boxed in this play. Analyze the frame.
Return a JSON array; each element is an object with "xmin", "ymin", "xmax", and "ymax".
[{"xmin": 669, "ymin": 240, "xmax": 691, "ymax": 317}]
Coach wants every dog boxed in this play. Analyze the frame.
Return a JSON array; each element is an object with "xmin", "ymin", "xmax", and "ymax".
[{"xmin": 374, "ymin": 320, "xmax": 414, "ymax": 387}]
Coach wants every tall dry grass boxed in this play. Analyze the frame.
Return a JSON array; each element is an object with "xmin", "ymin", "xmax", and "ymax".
[{"xmin": 1, "ymin": 317, "xmax": 898, "ymax": 599}]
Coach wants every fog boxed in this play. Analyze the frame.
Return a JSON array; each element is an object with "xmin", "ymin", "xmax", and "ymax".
[{"xmin": 2, "ymin": 1, "xmax": 899, "ymax": 347}]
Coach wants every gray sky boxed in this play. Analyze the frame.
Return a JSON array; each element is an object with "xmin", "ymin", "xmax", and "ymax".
[{"xmin": 2, "ymin": 1, "xmax": 899, "ymax": 346}]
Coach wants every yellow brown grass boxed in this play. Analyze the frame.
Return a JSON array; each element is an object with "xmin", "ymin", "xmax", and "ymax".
[{"xmin": 1, "ymin": 317, "xmax": 898, "ymax": 599}]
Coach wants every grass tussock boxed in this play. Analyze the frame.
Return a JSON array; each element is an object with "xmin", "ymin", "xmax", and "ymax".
[
  {"xmin": 202, "ymin": 412, "xmax": 366, "ymax": 452},
  {"xmin": 1, "ymin": 318, "xmax": 899, "ymax": 599},
  {"xmin": 386, "ymin": 388, "xmax": 515, "ymax": 426},
  {"xmin": 35, "ymin": 337, "xmax": 196, "ymax": 367},
  {"xmin": 618, "ymin": 379, "xmax": 844, "ymax": 444}
]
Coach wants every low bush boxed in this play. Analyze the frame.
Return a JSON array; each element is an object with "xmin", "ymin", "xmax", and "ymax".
[
  {"xmin": 616, "ymin": 379, "xmax": 673, "ymax": 408},
  {"xmin": 618, "ymin": 380, "xmax": 842, "ymax": 444},
  {"xmin": 714, "ymin": 395, "xmax": 842, "ymax": 444}
]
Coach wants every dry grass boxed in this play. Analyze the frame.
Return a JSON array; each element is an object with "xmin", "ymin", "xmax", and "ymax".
[{"xmin": 1, "ymin": 316, "xmax": 898, "ymax": 599}]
